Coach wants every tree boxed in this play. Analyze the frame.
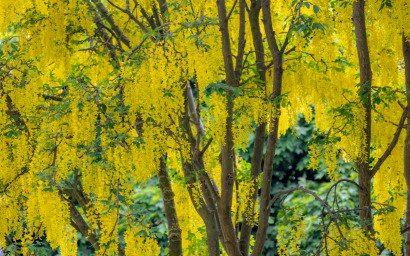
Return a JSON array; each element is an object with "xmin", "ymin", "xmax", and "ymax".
[{"xmin": 1, "ymin": 0, "xmax": 410, "ymax": 255}]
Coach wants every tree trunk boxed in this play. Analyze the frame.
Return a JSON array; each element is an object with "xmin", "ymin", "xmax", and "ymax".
[
  {"xmin": 179, "ymin": 89, "xmax": 221, "ymax": 256},
  {"xmin": 181, "ymin": 159, "xmax": 221, "ymax": 256},
  {"xmin": 239, "ymin": 1, "xmax": 267, "ymax": 254},
  {"xmin": 216, "ymin": 0, "xmax": 243, "ymax": 255},
  {"xmin": 218, "ymin": 98, "xmax": 242, "ymax": 256},
  {"xmin": 251, "ymin": 53, "xmax": 283, "ymax": 256},
  {"xmin": 402, "ymin": 34, "xmax": 410, "ymax": 256},
  {"xmin": 353, "ymin": 0, "xmax": 373, "ymax": 232},
  {"xmin": 251, "ymin": 1, "xmax": 287, "ymax": 254},
  {"xmin": 158, "ymin": 156, "xmax": 183, "ymax": 256},
  {"xmin": 68, "ymin": 201, "xmax": 100, "ymax": 252}
]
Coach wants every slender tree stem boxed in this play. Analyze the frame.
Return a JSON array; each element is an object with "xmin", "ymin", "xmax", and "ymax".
[{"xmin": 353, "ymin": 0, "xmax": 373, "ymax": 233}]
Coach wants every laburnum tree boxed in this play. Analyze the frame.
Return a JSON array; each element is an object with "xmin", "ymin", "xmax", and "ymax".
[{"xmin": 1, "ymin": 0, "xmax": 410, "ymax": 255}]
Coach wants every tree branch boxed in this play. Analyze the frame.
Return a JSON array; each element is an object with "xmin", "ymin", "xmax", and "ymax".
[
  {"xmin": 370, "ymin": 106, "xmax": 409, "ymax": 179},
  {"xmin": 42, "ymin": 94, "xmax": 63, "ymax": 102},
  {"xmin": 280, "ymin": 20, "xmax": 294, "ymax": 54},
  {"xmin": 0, "ymin": 168, "xmax": 29, "ymax": 195},
  {"xmin": 266, "ymin": 186, "xmax": 346, "ymax": 241},
  {"xmin": 86, "ymin": 2, "xmax": 120, "ymax": 67},
  {"xmin": 92, "ymin": 0, "xmax": 131, "ymax": 48},
  {"xmin": 67, "ymin": 196, "xmax": 100, "ymax": 251},
  {"xmin": 226, "ymin": 0, "xmax": 238, "ymax": 21},
  {"xmin": 200, "ymin": 137, "xmax": 213, "ymax": 156},
  {"xmin": 234, "ymin": 0, "xmax": 246, "ymax": 79},
  {"xmin": 179, "ymin": 89, "xmax": 221, "ymax": 255},
  {"xmin": 216, "ymin": 0, "xmax": 242, "ymax": 254},
  {"xmin": 261, "ymin": 0, "xmax": 279, "ymax": 53},
  {"xmin": 187, "ymin": 84, "xmax": 205, "ymax": 136},
  {"xmin": 106, "ymin": 0, "xmax": 156, "ymax": 42}
]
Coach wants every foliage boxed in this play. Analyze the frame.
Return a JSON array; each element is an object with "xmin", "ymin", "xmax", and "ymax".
[{"xmin": 0, "ymin": 0, "xmax": 410, "ymax": 256}]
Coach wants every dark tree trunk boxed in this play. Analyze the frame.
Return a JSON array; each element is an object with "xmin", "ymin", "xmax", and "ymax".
[
  {"xmin": 216, "ymin": 0, "xmax": 244, "ymax": 255},
  {"xmin": 402, "ymin": 34, "xmax": 410, "ymax": 256},
  {"xmin": 353, "ymin": 0, "xmax": 373, "ymax": 232},
  {"xmin": 239, "ymin": 1, "xmax": 267, "ymax": 254},
  {"xmin": 252, "ymin": 1, "xmax": 286, "ymax": 255},
  {"xmin": 251, "ymin": 53, "xmax": 283, "ymax": 256}
]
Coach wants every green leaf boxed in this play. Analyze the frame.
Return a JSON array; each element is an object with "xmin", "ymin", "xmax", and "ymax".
[
  {"xmin": 312, "ymin": 23, "xmax": 325, "ymax": 32},
  {"xmin": 100, "ymin": 103, "xmax": 107, "ymax": 113}
]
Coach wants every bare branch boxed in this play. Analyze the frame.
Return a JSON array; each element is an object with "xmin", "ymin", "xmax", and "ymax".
[
  {"xmin": 266, "ymin": 186, "xmax": 346, "ymax": 241},
  {"xmin": 234, "ymin": 0, "xmax": 246, "ymax": 79},
  {"xmin": 284, "ymin": 46, "xmax": 296, "ymax": 55},
  {"xmin": 200, "ymin": 137, "xmax": 213, "ymax": 156},
  {"xmin": 107, "ymin": 0, "xmax": 156, "ymax": 42},
  {"xmin": 127, "ymin": 34, "xmax": 150, "ymax": 60},
  {"xmin": 86, "ymin": 2, "xmax": 120, "ymax": 67},
  {"xmin": 323, "ymin": 179, "xmax": 363, "ymax": 208},
  {"xmin": 370, "ymin": 106, "xmax": 409, "ymax": 178},
  {"xmin": 32, "ymin": 222, "xmax": 43, "ymax": 242},
  {"xmin": 402, "ymin": 226, "xmax": 410, "ymax": 234},
  {"xmin": 66, "ymin": 196, "xmax": 100, "ymax": 251},
  {"xmin": 226, "ymin": 0, "xmax": 238, "ymax": 21},
  {"xmin": 92, "ymin": 0, "xmax": 131, "ymax": 48},
  {"xmin": 0, "ymin": 168, "xmax": 29, "ymax": 195},
  {"xmin": 42, "ymin": 94, "xmax": 63, "ymax": 102},
  {"xmin": 266, "ymin": 186, "xmax": 303, "ymax": 210},
  {"xmin": 333, "ymin": 207, "xmax": 369, "ymax": 214},
  {"xmin": 140, "ymin": 5, "xmax": 157, "ymax": 30},
  {"xmin": 156, "ymin": 0, "xmax": 168, "ymax": 16},
  {"xmin": 280, "ymin": 20, "xmax": 295, "ymax": 54}
]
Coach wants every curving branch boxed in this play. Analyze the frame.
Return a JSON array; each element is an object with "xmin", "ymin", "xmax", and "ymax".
[
  {"xmin": 323, "ymin": 179, "xmax": 363, "ymax": 207},
  {"xmin": 266, "ymin": 186, "xmax": 346, "ymax": 241},
  {"xmin": 370, "ymin": 105, "xmax": 409, "ymax": 179}
]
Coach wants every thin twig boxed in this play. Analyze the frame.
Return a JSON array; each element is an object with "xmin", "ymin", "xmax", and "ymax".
[
  {"xmin": 127, "ymin": 34, "xmax": 150, "ymax": 60},
  {"xmin": 266, "ymin": 186, "xmax": 346, "ymax": 241}
]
